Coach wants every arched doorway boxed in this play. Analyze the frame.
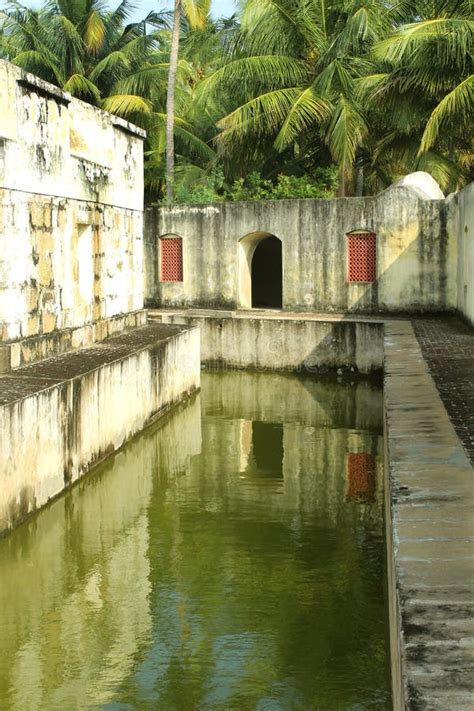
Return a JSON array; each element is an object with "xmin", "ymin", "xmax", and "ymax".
[{"xmin": 238, "ymin": 232, "xmax": 283, "ymax": 309}]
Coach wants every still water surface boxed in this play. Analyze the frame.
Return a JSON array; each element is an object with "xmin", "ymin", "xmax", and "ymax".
[{"xmin": 0, "ymin": 372, "xmax": 391, "ymax": 710}]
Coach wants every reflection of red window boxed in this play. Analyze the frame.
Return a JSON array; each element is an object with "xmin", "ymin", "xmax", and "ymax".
[
  {"xmin": 346, "ymin": 452, "xmax": 376, "ymax": 502},
  {"xmin": 347, "ymin": 232, "xmax": 376, "ymax": 282},
  {"xmin": 160, "ymin": 237, "xmax": 183, "ymax": 282}
]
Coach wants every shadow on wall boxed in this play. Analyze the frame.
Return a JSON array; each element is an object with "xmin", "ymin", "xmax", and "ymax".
[{"xmin": 145, "ymin": 172, "xmax": 457, "ymax": 315}]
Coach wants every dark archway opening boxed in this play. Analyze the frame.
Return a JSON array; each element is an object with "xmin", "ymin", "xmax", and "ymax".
[{"xmin": 251, "ymin": 236, "xmax": 282, "ymax": 308}]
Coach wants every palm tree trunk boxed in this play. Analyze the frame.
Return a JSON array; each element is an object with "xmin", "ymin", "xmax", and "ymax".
[
  {"xmin": 166, "ymin": 0, "xmax": 182, "ymax": 203},
  {"xmin": 338, "ymin": 169, "xmax": 346, "ymax": 197},
  {"xmin": 355, "ymin": 165, "xmax": 364, "ymax": 196}
]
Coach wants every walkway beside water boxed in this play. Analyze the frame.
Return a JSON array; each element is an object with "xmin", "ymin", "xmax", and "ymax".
[{"xmin": 384, "ymin": 320, "xmax": 474, "ymax": 709}]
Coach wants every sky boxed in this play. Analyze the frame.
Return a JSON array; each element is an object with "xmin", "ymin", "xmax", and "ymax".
[
  {"xmin": 16, "ymin": 0, "xmax": 238, "ymax": 21},
  {"xmin": 129, "ymin": 1, "xmax": 237, "ymax": 20}
]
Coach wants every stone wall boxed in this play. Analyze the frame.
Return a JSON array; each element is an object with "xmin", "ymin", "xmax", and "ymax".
[
  {"xmin": 145, "ymin": 176, "xmax": 457, "ymax": 314},
  {"xmin": 155, "ymin": 312, "xmax": 384, "ymax": 373},
  {"xmin": 0, "ymin": 323, "xmax": 200, "ymax": 534},
  {"xmin": 447, "ymin": 182, "xmax": 474, "ymax": 326},
  {"xmin": 0, "ymin": 59, "xmax": 145, "ymax": 345}
]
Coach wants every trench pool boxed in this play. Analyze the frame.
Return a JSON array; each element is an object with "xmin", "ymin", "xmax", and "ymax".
[{"xmin": 0, "ymin": 371, "xmax": 391, "ymax": 710}]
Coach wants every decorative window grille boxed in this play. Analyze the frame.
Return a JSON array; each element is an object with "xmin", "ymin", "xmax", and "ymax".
[
  {"xmin": 346, "ymin": 452, "xmax": 376, "ymax": 502},
  {"xmin": 160, "ymin": 237, "xmax": 183, "ymax": 282},
  {"xmin": 347, "ymin": 231, "xmax": 376, "ymax": 282}
]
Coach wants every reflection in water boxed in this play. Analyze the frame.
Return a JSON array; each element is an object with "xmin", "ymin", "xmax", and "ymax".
[
  {"xmin": 346, "ymin": 452, "xmax": 376, "ymax": 503},
  {"xmin": 0, "ymin": 373, "xmax": 390, "ymax": 710},
  {"xmin": 240, "ymin": 421, "xmax": 284, "ymax": 482}
]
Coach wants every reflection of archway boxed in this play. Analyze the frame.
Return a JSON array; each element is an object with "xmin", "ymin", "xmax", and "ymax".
[{"xmin": 238, "ymin": 232, "xmax": 283, "ymax": 309}]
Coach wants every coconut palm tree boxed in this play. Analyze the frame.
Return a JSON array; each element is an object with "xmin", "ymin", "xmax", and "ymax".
[
  {"xmin": 166, "ymin": 0, "xmax": 210, "ymax": 202},
  {"xmin": 0, "ymin": 0, "xmax": 170, "ymax": 118},
  {"xmin": 360, "ymin": 0, "xmax": 474, "ymax": 191},
  {"xmin": 198, "ymin": 0, "xmax": 395, "ymax": 194}
]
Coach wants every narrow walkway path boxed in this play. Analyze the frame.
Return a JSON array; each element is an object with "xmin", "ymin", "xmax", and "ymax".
[
  {"xmin": 384, "ymin": 321, "xmax": 474, "ymax": 709},
  {"xmin": 413, "ymin": 317, "xmax": 474, "ymax": 466}
]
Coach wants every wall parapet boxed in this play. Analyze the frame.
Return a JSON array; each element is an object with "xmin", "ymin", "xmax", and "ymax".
[
  {"xmin": 0, "ymin": 59, "xmax": 144, "ymax": 211},
  {"xmin": 150, "ymin": 309, "xmax": 384, "ymax": 374}
]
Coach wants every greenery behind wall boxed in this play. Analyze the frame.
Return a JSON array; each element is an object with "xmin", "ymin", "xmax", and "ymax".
[{"xmin": 0, "ymin": 0, "xmax": 472, "ymax": 204}]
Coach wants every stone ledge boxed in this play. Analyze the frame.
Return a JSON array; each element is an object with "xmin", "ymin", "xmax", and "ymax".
[
  {"xmin": 384, "ymin": 321, "xmax": 474, "ymax": 709},
  {"xmin": 0, "ymin": 310, "xmax": 148, "ymax": 374},
  {"xmin": 17, "ymin": 74, "xmax": 71, "ymax": 105},
  {"xmin": 111, "ymin": 115, "xmax": 147, "ymax": 139},
  {"xmin": 0, "ymin": 322, "xmax": 189, "ymax": 405}
]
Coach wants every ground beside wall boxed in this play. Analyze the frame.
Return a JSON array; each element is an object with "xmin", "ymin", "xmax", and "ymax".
[{"xmin": 0, "ymin": 323, "xmax": 200, "ymax": 535}]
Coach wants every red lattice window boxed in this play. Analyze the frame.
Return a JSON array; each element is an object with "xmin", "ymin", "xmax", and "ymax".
[
  {"xmin": 347, "ymin": 231, "xmax": 376, "ymax": 282},
  {"xmin": 160, "ymin": 237, "xmax": 183, "ymax": 282},
  {"xmin": 346, "ymin": 452, "xmax": 376, "ymax": 503}
]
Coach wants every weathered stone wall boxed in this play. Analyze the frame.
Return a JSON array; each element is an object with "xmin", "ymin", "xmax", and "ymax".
[
  {"xmin": 155, "ymin": 312, "xmax": 384, "ymax": 373},
  {"xmin": 0, "ymin": 310, "xmax": 147, "ymax": 373},
  {"xmin": 0, "ymin": 60, "xmax": 144, "ymax": 209},
  {"xmin": 0, "ymin": 59, "xmax": 145, "ymax": 344},
  {"xmin": 145, "ymin": 179, "xmax": 456, "ymax": 314},
  {"xmin": 0, "ymin": 324, "xmax": 200, "ymax": 534},
  {"xmin": 447, "ymin": 182, "xmax": 474, "ymax": 325}
]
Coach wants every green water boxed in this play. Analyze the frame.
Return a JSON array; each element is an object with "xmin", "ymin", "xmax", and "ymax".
[{"xmin": 0, "ymin": 372, "xmax": 391, "ymax": 710}]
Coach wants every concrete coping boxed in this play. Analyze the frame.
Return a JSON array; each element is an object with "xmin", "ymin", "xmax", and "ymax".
[
  {"xmin": 17, "ymin": 74, "xmax": 71, "ymax": 105},
  {"xmin": 383, "ymin": 321, "xmax": 474, "ymax": 709},
  {"xmin": 0, "ymin": 323, "xmax": 191, "ymax": 407},
  {"xmin": 149, "ymin": 307, "xmax": 395, "ymax": 324},
  {"xmin": 111, "ymin": 115, "xmax": 147, "ymax": 139}
]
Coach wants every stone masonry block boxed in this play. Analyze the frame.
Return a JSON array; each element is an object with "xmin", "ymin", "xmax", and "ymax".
[
  {"xmin": 0, "ymin": 345, "xmax": 11, "ymax": 373},
  {"xmin": 30, "ymin": 202, "xmax": 44, "ymax": 228}
]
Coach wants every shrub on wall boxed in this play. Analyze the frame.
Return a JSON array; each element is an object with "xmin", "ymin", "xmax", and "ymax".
[{"xmin": 164, "ymin": 167, "xmax": 339, "ymax": 205}]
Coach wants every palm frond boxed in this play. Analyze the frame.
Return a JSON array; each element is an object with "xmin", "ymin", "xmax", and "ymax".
[
  {"xmin": 198, "ymin": 55, "xmax": 307, "ymax": 102},
  {"xmin": 326, "ymin": 95, "xmax": 368, "ymax": 175},
  {"xmin": 183, "ymin": 0, "xmax": 211, "ymax": 31},
  {"xmin": 63, "ymin": 73, "xmax": 101, "ymax": 101},
  {"xmin": 82, "ymin": 10, "xmax": 106, "ymax": 55},
  {"xmin": 216, "ymin": 87, "xmax": 303, "ymax": 146},
  {"xmin": 101, "ymin": 93, "xmax": 152, "ymax": 116},
  {"xmin": 420, "ymin": 74, "xmax": 474, "ymax": 152},
  {"xmin": 274, "ymin": 86, "xmax": 330, "ymax": 149}
]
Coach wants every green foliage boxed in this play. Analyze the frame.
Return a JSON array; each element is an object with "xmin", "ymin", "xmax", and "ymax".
[
  {"xmin": 173, "ymin": 167, "xmax": 226, "ymax": 204},
  {"xmin": 164, "ymin": 167, "xmax": 339, "ymax": 204},
  {"xmin": 0, "ymin": 0, "xmax": 472, "ymax": 199},
  {"xmin": 229, "ymin": 169, "xmax": 339, "ymax": 202}
]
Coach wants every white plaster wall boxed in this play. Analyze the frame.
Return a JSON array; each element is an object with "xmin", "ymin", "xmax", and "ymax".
[
  {"xmin": 160, "ymin": 314, "xmax": 384, "ymax": 373},
  {"xmin": 145, "ymin": 182, "xmax": 456, "ymax": 314},
  {"xmin": 0, "ymin": 325, "xmax": 200, "ymax": 533},
  {"xmin": 0, "ymin": 59, "xmax": 145, "ymax": 343},
  {"xmin": 0, "ymin": 190, "xmax": 143, "ymax": 341},
  {"xmin": 448, "ymin": 183, "xmax": 474, "ymax": 325},
  {"xmin": 0, "ymin": 60, "xmax": 144, "ymax": 211}
]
